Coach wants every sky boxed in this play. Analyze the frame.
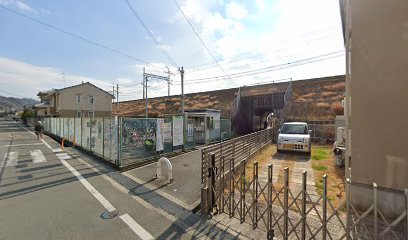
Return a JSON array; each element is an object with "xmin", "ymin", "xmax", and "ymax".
[{"xmin": 0, "ymin": 0, "xmax": 345, "ymax": 101}]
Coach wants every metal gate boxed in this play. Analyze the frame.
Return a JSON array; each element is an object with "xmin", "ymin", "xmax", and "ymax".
[{"xmin": 203, "ymin": 154, "xmax": 408, "ymax": 239}]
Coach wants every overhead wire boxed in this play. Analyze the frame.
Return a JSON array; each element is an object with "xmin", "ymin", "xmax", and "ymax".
[
  {"xmin": 172, "ymin": 0, "xmax": 237, "ymax": 87},
  {"xmin": 174, "ymin": 51, "xmax": 344, "ymax": 85},
  {"xmin": 0, "ymin": 5, "xmax": 166, "ymax": 71},
  {"xmin": 122, "ymin": 0, "xmax": 179, "ymax": 68},
  {"xmin": 0, "ymin": 89, "xmax": 28, "ymax": 98}
]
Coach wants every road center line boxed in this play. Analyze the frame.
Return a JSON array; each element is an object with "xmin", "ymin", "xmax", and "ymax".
[{"xmin": 119, "ymin": 214, "xmax": 154, "ymax": 240}]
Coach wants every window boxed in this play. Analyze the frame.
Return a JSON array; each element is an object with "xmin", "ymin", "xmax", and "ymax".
[
  {"xmin": 76, "ymin": 94, "xmax": 81, "ymax": 103},
  {"xmin": 76, "ymin": 111, "xmax": 81, "ymax": 118},
  {"xmin": 88, "ymin": 95, "xmax": 94, "ymax": 104},
  {"xmin": 44, "ymin": 110, "xmax": 47, "ymax": 116},
  {"xmin": 88, "ymin": 111, "xmax": 93, "ymax": 118}
]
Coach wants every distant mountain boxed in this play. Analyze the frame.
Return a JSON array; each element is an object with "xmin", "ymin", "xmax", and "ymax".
[{"xmin": 0, "ymin": 95, "xmax": 39, "ymax": 112}]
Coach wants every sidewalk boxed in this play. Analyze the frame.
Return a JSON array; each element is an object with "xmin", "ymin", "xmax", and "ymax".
[{"xmin": 123, "ymin": 149, "xmax": 203, "ymax": 210}]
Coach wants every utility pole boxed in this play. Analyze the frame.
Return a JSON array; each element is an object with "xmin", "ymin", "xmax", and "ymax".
[
  {"xmin": 112, "ymin": 84, "xmax": 115, "ymax": 117},
  {"xmin": 116, "ymin": 84, "xmax": 119, "ymax": 116},
  {"xmin": 164, "ymin": 66, "xmax": 174, "ymax": 96},
  {"xmin": 145, "ymin": 75, "xmax": 148, "ymax": 118},
  {"xmin": 143, "ymin": 67, "xmax": 145, "ymax": 99},
  {"xmin": 179, "ymin": 66, "xmax": 185, "ymax": 114}
]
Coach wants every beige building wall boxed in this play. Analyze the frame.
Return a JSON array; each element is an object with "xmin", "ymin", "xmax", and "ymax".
[
  {"xmin": 58, "ymin": 83, "xmax": 113, "ymax": 117},
  {"xmin": 345, "ymin": 0, "xmax": 408, "ymax": 216}
]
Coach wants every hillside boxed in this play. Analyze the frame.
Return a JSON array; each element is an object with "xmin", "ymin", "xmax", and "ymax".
[
  {"xmin": 114, "ymin": 75, "xmax": 345, "ymax": 121},
  {"xmin": 0, "ymin": 95, "xmax": 39, "ymax": 112}
]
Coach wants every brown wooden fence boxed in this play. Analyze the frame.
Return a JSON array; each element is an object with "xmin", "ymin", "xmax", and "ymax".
[{"xmin": 201, "ymin": 128, "xmax": 274, "ymax": 184}]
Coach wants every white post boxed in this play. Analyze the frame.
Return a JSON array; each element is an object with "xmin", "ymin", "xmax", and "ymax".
[{"xmin": 156, "ymin": 157, "xmax": 173, "ymax": 184}]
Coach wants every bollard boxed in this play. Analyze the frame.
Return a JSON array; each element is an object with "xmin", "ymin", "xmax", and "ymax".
[{"xmin": 156, "ymin": 157, "xmax": 173, "ymax": 184}]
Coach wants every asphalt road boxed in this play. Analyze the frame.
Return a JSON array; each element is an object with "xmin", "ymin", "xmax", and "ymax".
[{"xmin": 0, "ymin": 119, "xmax": 193, "ymax": 240}]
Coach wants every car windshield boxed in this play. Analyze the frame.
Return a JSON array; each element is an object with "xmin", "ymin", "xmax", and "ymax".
[{"xmin": 281, "ymin": 124, "xmax": 308, "ymax": 134}]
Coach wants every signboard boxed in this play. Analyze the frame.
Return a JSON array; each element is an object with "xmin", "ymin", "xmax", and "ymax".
[
  {"xmin": 156, "ymin": 119, "xmax": 164, "ymax": 151},
  {"xmin": 163, "ymin": 123, "xmax": 172, "ymax": 140},
  {"xmin": 172, "ymin": 116, "xmax": 184, "ymax": 146},
  {"xmin": 187, "ymin": 124, "xmax": 194, "ymax": 137}
]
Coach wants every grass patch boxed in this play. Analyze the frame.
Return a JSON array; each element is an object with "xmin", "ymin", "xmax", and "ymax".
[
  {"xmin": 311, "ymin": 145, "xmax": 346, "ymax": 211},
  {"xmin": 312, "ymin": 164, "xmax": 328, "ymax": 171},
  {"xmin": 311, "ymin": 147, "xmax": 330, "ymax": 161}
]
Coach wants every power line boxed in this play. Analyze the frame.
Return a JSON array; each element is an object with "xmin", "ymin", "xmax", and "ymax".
[
  {"xmin": 177, "ymin": 51, "xmax": 344, "ymax": 84},
  {"xmin": 0, "ymin": 5, "xmax": 165, "ymax": 70},
  {"xmin": 0, "ymin": 89, "xmax": 28, "ymax": 98},
  {"xmin": 122, "ymin": 0, "xmax": 179, "ymax": 68},
  {"xmin": 186, "ymin": 34, "xmax": 339, "ymax": 72},
  {"xmin": 173, "ymin": 0, "xmax": 237, "ymax": 86}
]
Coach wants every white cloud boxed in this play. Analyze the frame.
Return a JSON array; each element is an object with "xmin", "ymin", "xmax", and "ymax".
[
  {"xmin": 0, "ymin": 57, "xmax": 116, "ymax": 99},
  {"xmin": 226, "ymin": 1, "xmax": 248, "ymax": 20},
  {"xmin": 0, "ymin": 0, "xmax": 35, "ymax": 13}
]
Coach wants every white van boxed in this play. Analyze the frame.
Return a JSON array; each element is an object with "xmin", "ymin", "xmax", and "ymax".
[{"xmin": 277, "ymin": 122, "xmax": 311, "ymax": 154}]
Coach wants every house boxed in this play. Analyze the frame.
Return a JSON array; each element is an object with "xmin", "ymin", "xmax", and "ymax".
[
  {"xmin": 34, "ymin": 82, "xmax": 114, "ymax": 118},
  {"xmin": 340, "ymin": 0, "xmax": 408, "ymax": 216}
]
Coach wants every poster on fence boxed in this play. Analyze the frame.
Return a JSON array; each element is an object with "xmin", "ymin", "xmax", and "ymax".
[
  {"xmin": 156, "ymin": 119, "xmax": 164, "ymax": 151},
  {"xmin": 163, "ymin": 122, "xmax": 172, "ymax": 140},
  {"xmin": 172, "ymin": 116, "xmax": 184, "ymax": 146},
  {"xmin": 187, "ymin": 123, "xmax": 194, "ymax": 137}
]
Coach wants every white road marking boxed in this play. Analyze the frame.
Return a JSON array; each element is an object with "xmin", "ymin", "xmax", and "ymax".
[
  {"xmin": 52, "ymin": 148, "xmax": 63, "ymax": 153},
  {"xmin": 6, "ymin": 152, "xmax": 18, "ymax": 166},
  {"xmin": 30, "ymin": 150, "xmax": 46, "ymax": 163},
  {"xmin": 56, "ymin": 153, "xmax": 71, "ymax": 160},
  {"xmin": 20, "ymin": 125, "xmax": 36, "ymax": 136},
  {"xmin": 0, "ymin": 143, "xmax": 44, "ymax": 148},
  {"xmin": 60, "ymin": 149, "xmax": 154, "ymax": 239},
  {"xmin": 41, "ymin": 139, "xmax": 52, "ymax": 150},
  {"xmin": 58, "ymin": 156, "xmax": 116, "ymax": 212},
  {"xmin": 119, "ymin": 214, "xmax": 154, "ymax": 240}
]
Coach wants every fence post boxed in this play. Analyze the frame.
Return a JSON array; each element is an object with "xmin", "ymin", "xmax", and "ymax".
[
  {"xmin": 346, "ymin": 178, "xmax": 351, "ymax": 240},
  {"xmin": 207, "ymin": 153, "xmax": 216, "ymax": 213},
  {"xmin": 220, "ymin": 155, "xmax": 225, "ymax": 213},
  {"xmin": 90, "ymin": 118, "xmax": 92, "ymax": 151},
  {"xmin": 302, "ymin": 171, "xmax": 307, "ymax": 240},
  {"xmin": 267, "ymin": 164, "xmax": 273, "ymax": 240},
  {"xmin": 240, "ymin": 160, "xmax": 246, "ymax": 223},
  {"xmin": 229, "ymin": 157, "xmax": 235, "ymax": 218},
  {"xmin": 284, "ymin": 167, "xmax": 289, "ymax": 240},
  {"xmin": 253, "ymin": 161, "xmax": 258, "ymax": 229},
  {"xmin": 373, "ymin": 183, "xmax": 378, "ymax": 240},
  {"xmin": 102, "ymin": 118, "xmax": 105, "ymax": 158},
  {"xmin": 323, "ymin": 174, "xmax": 327, "ymax": 240}
]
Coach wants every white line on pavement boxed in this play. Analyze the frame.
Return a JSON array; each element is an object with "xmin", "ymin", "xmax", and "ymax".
[
  {"xmin": 52, "ymin": 148, "xmax": 63, "ymax": 153},
  {"xmin": 58, "ymin": 150, "xmax": 154, "ymax": 239},
  {"xmin": 6, "ymin": 152, "xmax": 18, "ymax": 167},
  {"xmin": 30, "ymin": 150, "xmax": 46, "ymax": 163},
  {"xmin": 20, "ymin": 125, "xmax": 36, "ymax": 136},
  {"xmin": 119, "ymin": 214, "xmax": 154, "ymax": 240},
  {"xmin": 41, "ymin": 139, "xmax": 52, "ymax": 150},
  {"xmin": 0, "ymin": 143, "xmax": 44, "ymax": 148},
  {"xmin": 58, "ymin": 157, "xmax": 116, "ymax": 212}
]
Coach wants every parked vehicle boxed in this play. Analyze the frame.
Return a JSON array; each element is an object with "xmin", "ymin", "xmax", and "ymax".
[{"xmin": 277, "ymin": 122, "xmax": 312, "ymax": 155}]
